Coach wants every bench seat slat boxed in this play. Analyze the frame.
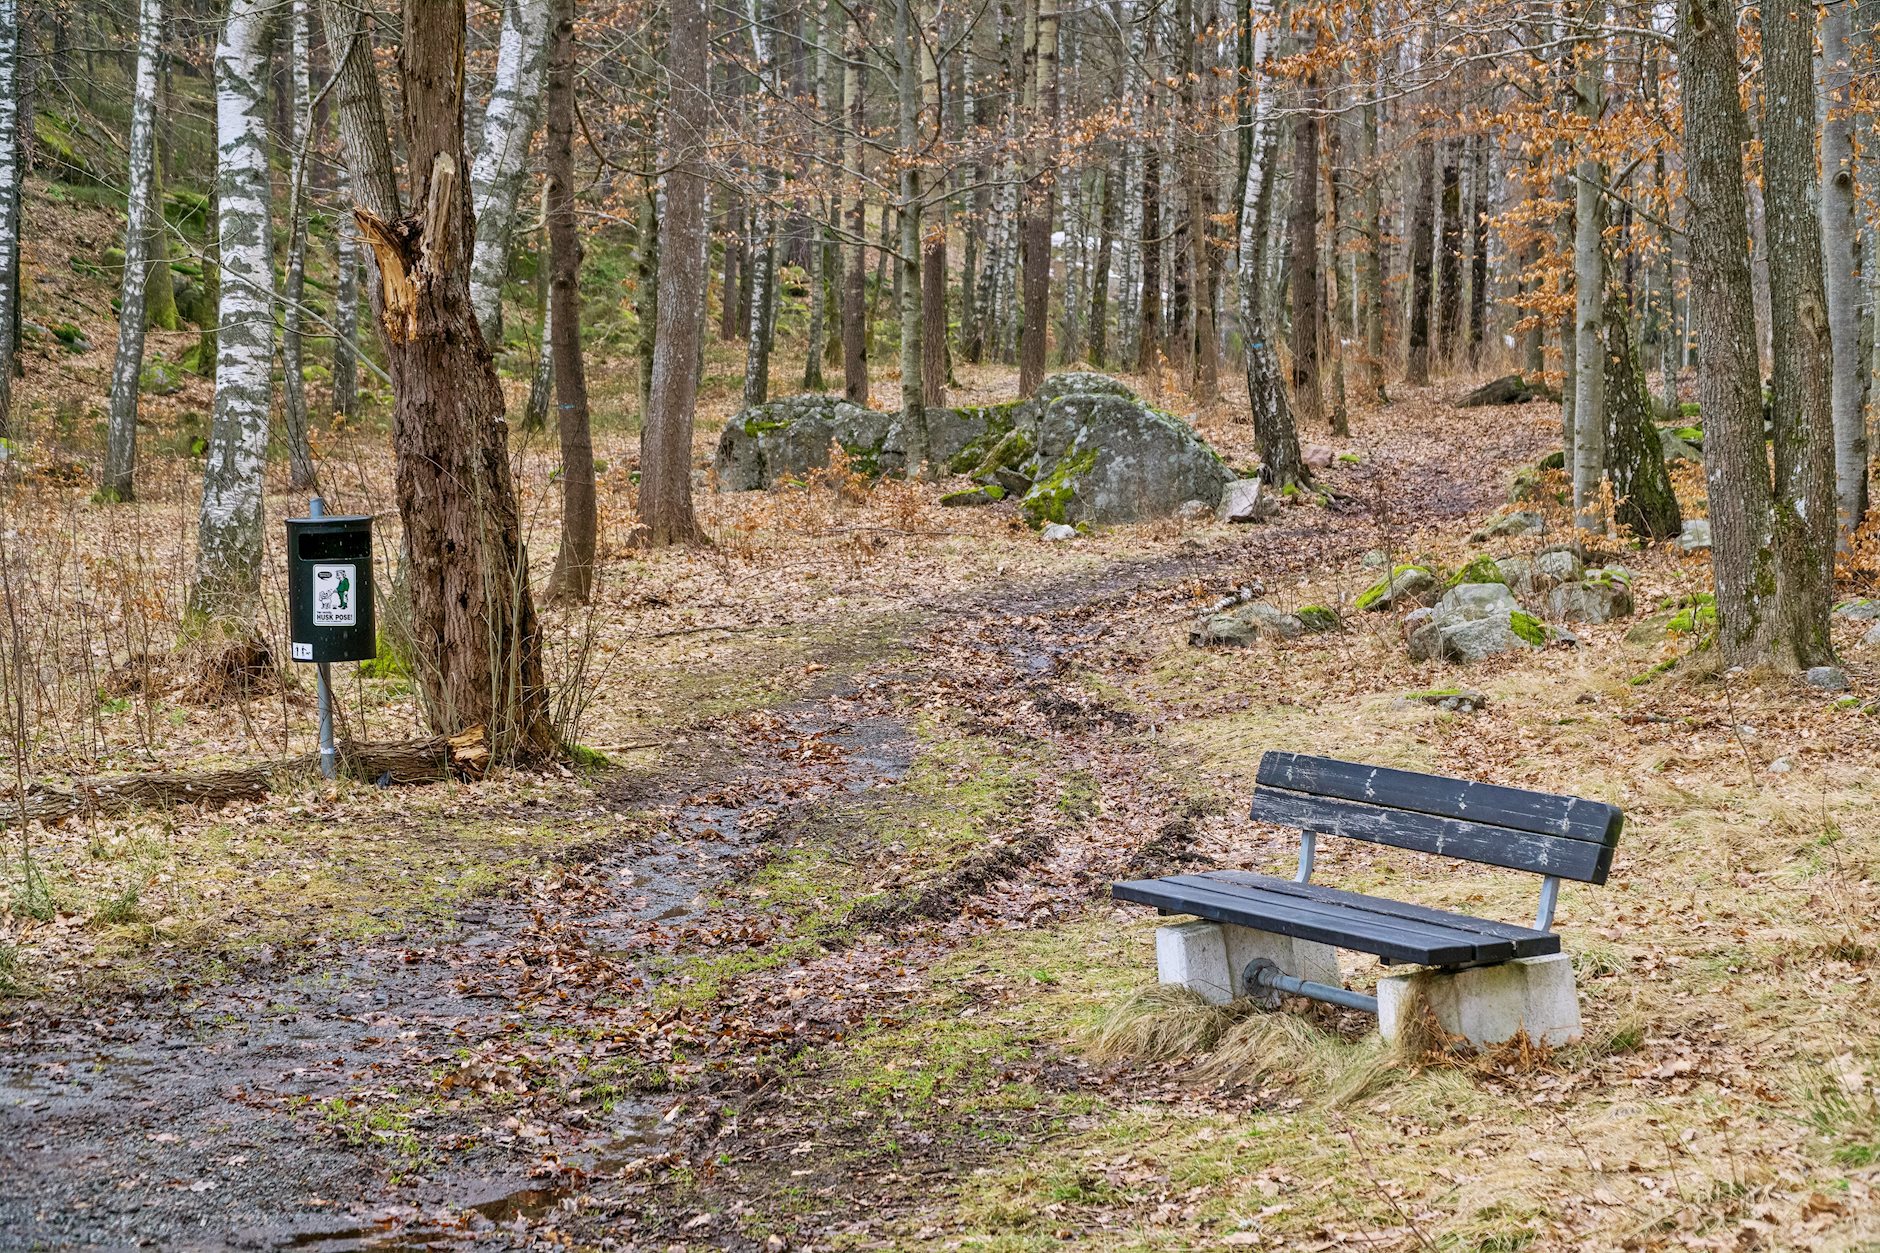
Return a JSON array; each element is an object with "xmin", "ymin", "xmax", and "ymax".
[
  {"xmin": 1249, "ymin": 787, "xmax": 1614, "ymax": 884},
  {"xmin": 1203, "ymin": 871, "xmax": 1560, "ymax": 951},
  {"xmin": 1258, "ymin": 752, "xmax": 1622, "ymax": 847},
  {"xmin": 1112, "ymin": 875, "xmax": 1526, "ymax": 966}
]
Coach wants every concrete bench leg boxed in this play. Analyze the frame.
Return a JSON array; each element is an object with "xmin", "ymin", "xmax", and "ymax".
[
  {"xmin": 1377, "ymin": 952, "xmax": 1581, "ymax": 1049},
  {"xmin": 1155, "ymin": 921, "xmax": 1341, "ymax": 1006}
]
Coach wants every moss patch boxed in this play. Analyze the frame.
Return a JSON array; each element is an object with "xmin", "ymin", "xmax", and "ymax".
[
  {"xmin": 1447, "ymin": 555, "xmax": 1507, "ymax": 588},
  {"xmin": 1508, "ymin": 610, "xmax": 1547, "ymax": 646},
  {"xmin": 1354, "ymin": 564, "xmax": 1432, "ymax": 611},
  {"xmin": 1019, "ymin": 449, "xmax": 1098, "ymax": 527}
]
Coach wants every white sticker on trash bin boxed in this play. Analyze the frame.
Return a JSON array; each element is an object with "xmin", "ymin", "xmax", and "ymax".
[
  {"xmin": 292, "ymin": 641, "xmax": 313, "ymax": 661},
  {"xmin": 312, "ymin": 564, "xmax": 358, "ymax": 626}
]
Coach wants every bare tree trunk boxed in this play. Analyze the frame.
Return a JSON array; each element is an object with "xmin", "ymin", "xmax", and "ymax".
[
  {"xmin": 1761, "ymin": 0, "xmax": 1836, "ymax": 666},
  {"xmin": 1436, "ymin": 136, "xmax": 1463, "ymax": 369},
  {"xmin": 103, "ymin": 0, "xmax": 162, "ymax": 502},
  {"xmin": 719, "ymin": 199, "xmax": 742, "ymax": 341},
  {"xmin": 919, "ymin": 6, "xmax": 946, "ymax": 409},
  {"xmin": 1237, "ymin": 14, "xmax": 1306, "ymax": 487},
  {"xmin": 0, "ymin": 0, "xmax": 17, "ymax": 435},
  {"xmin": 1357, "ymin": 17, "xmax": 1386, "ymax": 403},
  {"xmin": 1404, "ymin": 139, "xmax": 1436, "ymax": 385},
  {"xmin": 1467, "ymin": 132, "xmax": 1489, "ymax": 369},
  {"xmin": 1570, "ymin": 8, "xmax": 1607, "ymax": 533},
  {"xmin": 543, "ymin": 0, "xmax": 594, "ymax": 601},
  {"xmin": 1017, "ymin": 0, "xmax": 1059, "ymax": 396},
  {"xmin": 741, "ymin": 0, "xmax": 779, "ymax": 407},
  {"xmin": 321, "ymin": 0, "xmax": 553, "ymax": 755},
  {"xmin": 1676, "ymin": 0, "xmax": 1778, "ymax": 665},
  {"xmin": 194, "ymin": 0, "xmax": 273, "ymax": 617},
  {"xmin": 1603, "ymin": 297, "xmax": 1681, "ymax": 539},
  {"xmin": 1088, "ymin": 165, "xmax": 1116, "ymax": 367},
  {"xmin": 468, "ymin": 0, "xmax": 552, "ymax": 340},
  {"xmin": 841, "ymin": 15, "xmax": 869, "ymax": 403},
  {"xmin": 638, "ymin": 0, "xmax": 709, "ymax": 546},
  {"xmin": 894, "ymin": 0, "xmax": 930, "ymax": 466},
  {"xmin": 1288, "ymin": 67, "xmax": 1323, "ymax": 427},
  {"xmin": 333, "ymin": 162, "xmax": 362, "ymax": 419},
  {"xmin": 1136, "ymin": 152, "xmax": 1162, "ymax": 375},
  {"xmin": 280, "ymin": 0, "xmax": 318, "ymax": 491},
  {"xmin": 1820, "ymin": 0, "xmax": 1867, "ymax": 537}
]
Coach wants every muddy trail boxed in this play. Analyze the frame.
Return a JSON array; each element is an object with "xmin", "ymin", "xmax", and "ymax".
[{"xmin": 1, "ymin": 443, "xmax": 1521, "ymax": 1251}]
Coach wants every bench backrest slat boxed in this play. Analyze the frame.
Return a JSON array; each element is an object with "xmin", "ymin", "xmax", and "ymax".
[{"xmin": 1251, "ymin": 752, "xmax": 1622, "ymax": 885}]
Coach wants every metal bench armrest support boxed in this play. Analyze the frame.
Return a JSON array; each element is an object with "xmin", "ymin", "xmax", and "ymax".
[
  {"xmin": 1534, "ymin": 875, "xmax": 1560, "ymax": 933},
  {"xmin": 1295, "ymin": 830, "xmax": 1317, "ymax": 884}
]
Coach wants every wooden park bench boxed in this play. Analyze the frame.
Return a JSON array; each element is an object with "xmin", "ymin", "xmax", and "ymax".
[{"xmin": 1112, "ymin": 751, "xmax": 1623, "ymax": 1047}]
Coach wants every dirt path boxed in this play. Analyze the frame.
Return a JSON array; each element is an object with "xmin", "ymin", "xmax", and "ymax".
[{"xmin": 0, "ymin": 426, "xmax": 1528, "ymax": 1251}]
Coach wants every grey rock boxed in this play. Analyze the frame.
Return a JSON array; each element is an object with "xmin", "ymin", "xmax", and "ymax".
[
  {"xmin": 1217, "ymin": 478, "xmax": 1270, "ymax": 524},
  {"xmin": 1863, "ymin": 623, "xmax": 1880, "ymax": 649},
  {"xmin": 1547, "ymin": 575, "xmax": 1635, "ymax": 625},
  {"xmin": 1535, "ymin": 548, "xmax": 1585, "ymax": 584},
  {"xmin": 1438, "ymin": 616, "xmax": 1537, "ymax": 663},
  {"xmin": 1023, "ymin": 394, "xmax": 1233, "ymax": 526},
  {"xmin": 1175, "ymin": 499, "xmax": 1215, "ymax": 522},
  {"xmin": 1409, "ymin": 583, "xmax": 1546, "ymax": 663},
  {"xmin": 1356, "ymin": 565, "xmax": 1440, "ymax": 612},
  {"xmin": 1483, "ymin": 509, "xmax": 1546, "ymax": 538},
  {"xmin": 1439, "ymin": 583, "xmax": 1522, "ymax": 622},
  {"xmin": 1678, "ymin": 519, "xmax": 1712, "ymax": 552},
  {"xmin": 1035, "ymin": 371, "xmax": 1139, "ymax": 403},
  {"xmin": 1834, "ymin": 599, "xmax": 1880, "ymax": 621},
  {"xmin": 1041, "ymin": 523, "xmax": 1079, "ymax": 542},
  {"xmin": 1190, "ymin": 600, "xmax": 1304, "ymax": 648},
  {"xmin": 714, "ymin": 395, "xmax": 898, "ymax": 491},
  {"xmin": 990, "ymin": 467, "xmax": 1033, "ymax": 498},
  {"xmin": 1805, "ymin": 666, "xmax": 1851, "ymax": 691},
  {"xmin": 1658, "ymin": 427, "xmax": 1702, "ymax": 464},
  {"xmin": 1361, "ymin": 549, "xmax": 1390, "ymax": 569}
]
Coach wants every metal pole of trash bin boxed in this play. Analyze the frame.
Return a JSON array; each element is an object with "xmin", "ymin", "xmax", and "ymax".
[{"xmin": 309, "ymin": 496, "xmax": 336, "ymax": 780}]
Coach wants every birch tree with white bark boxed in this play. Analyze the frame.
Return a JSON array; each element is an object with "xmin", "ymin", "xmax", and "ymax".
[
  {"xmin": 468, "ymin": 0, "xmax": 553, "ymax": 340},
  {"xmin": 194, "ymin": 0, "xmax": 274, "ymax": 615},
  {"xmin": 1819, "ymin": 1, "xmax": 1866, "ymax": 538},
  {"xmin": 1570, "ymin": 3, "xmax": 1607, "ymax": 533},
  {"xmin": 280, "ymin": 0, "xmax": 317, "ymax": 490},
  {"xmin": 101, "ymin": 0, "xmax": 162, "ymax": 502}
]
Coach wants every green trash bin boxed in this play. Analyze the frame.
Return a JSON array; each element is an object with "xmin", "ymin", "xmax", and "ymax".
[{"xmin": 285, "ymin": 513, "xmax": 377, "ymax": 663}]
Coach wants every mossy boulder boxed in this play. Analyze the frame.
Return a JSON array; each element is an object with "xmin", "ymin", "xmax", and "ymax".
[
  {"xmin": 1407, "ymin": 584, "xmax": 1552, "ymax": 662},
  {"xmin": 1296, "ymin": 604, "xmax": 1342, "ymax": 633},
  {"xmin": 718, "ymin": 373, "xmax": 1231, "ymax": 526},
  {"xmin": 1355, "ymin": 565, "xmax": 1439, "ymax": 612},
  {"xmin": 1446, "ymin": 555, "xmax": 1506, "ymax": 588}
]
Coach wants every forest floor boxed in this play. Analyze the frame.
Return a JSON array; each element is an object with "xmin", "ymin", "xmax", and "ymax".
[{"xmin": 5, "ymin": 183, "xmax": 1880, "ymax": 1252}]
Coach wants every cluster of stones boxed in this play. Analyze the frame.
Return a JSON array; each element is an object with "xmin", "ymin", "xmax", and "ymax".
[
  {"xmin": 1350, "ymin": 519, "xmax": 1637, "ymax": 665},
  {"xmin": 713, "ymin": 372, "xmax": 1235, "ymax": 530}
]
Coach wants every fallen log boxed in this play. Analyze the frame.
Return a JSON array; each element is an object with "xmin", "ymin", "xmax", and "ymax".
[
  {"xmin": 1457, "ymin": 374, "xmax": 1559, "ymax": 407},
  {"xmin": 1, "ymin": 728, "xmax": 490, "ymax": 826}
]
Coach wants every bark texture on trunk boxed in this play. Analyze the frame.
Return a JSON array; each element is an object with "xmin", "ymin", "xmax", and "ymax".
[
  {"xmin": 1467, "ymin": 133, "xmax": 1489, "ymax": 367},
  {"xmin": 1017, "ymin": 0, "xmax": 1059, "ymax": 397},
  {"xmin": 195, "ymin": 0, "xmax": 273, "ymax": 617},
  {"xmin": 1404, "ymin": 139, "xmax": 1436, "ymax": 385},
  {"xmin": 326, "ymin": 0, "xmax": 553, "ymax": 755},
  {"xmin": 1602, "ymin": 298, "xmax": 1682, "ymax": 540},
  {"xmin": 103, "ymin": 0, "xmax": 162, "ymax": 502},
  {"xmin": 468, "ymin": 0, "xmax": 552, "ymax": 340},
  {"xmin": 1436, "ymin": 137, "xmax": 1462, "ymax": 368},
  {"xmin": 543, "ymin": 0, "xmax": 594, "ymax": 601},
  {"xmin": 893, "ymin": 0, "xmax": 929, "ymax": 465},
  {"xmin": 1761, "ymin": 0, "xmax": 1836, "ymax": 666},
  {"xmin": 1571, "ymin": 16, "xmax": 1607, "ymax": 532},
  {"xmin": 637, "ymin": 0, "xmax": 708, "ymax": 546},
  {"xmin": 281, "ymin": 0, "xmax": 318, "ymax": 491},
  {"xmin": 841, "ymin": 14, "xmax": 868, "ymax": 403},
  {"xmin": 334, "ymin": 162, "xmax": 362, "ymax": 419},
  {"xmin": 741, "ymin": 0, "xmax": 779, "ymax": 406},
  {"xmin": 918, "ymin": 5, "xmax": 946, "ymax": 409},
  {"xmin": 1676, "ymin": 0, "xmax": 1778, "ymax": 664},
  {"xmin": 1287, "ymin": 70, "xmax": 1322, "ymax": 428},
  {"xmin": 1820, "ymin": 1, "xmax": 1867, "ymax": 537}
]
